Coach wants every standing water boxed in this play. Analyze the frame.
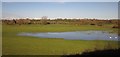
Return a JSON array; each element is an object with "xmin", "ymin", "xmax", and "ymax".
[{"xmin": 18, "ymin": 31, "xmax": 119, "ymax": 41}]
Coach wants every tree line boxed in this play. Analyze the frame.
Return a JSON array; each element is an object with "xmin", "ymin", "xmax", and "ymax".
[{"xmin": 1, "ymin": 18, "xmax": 118, "ymax": 25}]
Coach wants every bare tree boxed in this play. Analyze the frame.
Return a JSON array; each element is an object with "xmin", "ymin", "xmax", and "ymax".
[{"xmin": 41, "ymin": 16, "xmax": 48, "ymax": 25}]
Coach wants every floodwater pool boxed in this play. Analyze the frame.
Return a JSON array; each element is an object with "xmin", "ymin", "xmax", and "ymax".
[{"xmin": 18, "ymin": 31, "xmax": 119, "ymax": 41}]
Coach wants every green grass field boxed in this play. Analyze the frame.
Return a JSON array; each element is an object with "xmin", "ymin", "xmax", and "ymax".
[{"xmin": 2, "ymin": 24, "xmax": 119, "ymax": 55}]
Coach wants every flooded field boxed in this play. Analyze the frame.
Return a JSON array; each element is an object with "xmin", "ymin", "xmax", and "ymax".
[
  {"xmin": 3, "ymin": 24, "xmax": 119, "ymax": 55},
  {"xmin": 18, "ymin": 31, "xmax": 119, "ymax": 41}
]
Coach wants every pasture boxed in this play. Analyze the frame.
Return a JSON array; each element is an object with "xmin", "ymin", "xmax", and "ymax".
[{"xmin": 2, "ymin": 24, "xmax": 119, "ymax": 55}]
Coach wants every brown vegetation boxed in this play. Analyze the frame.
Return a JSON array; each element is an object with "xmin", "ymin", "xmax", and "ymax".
[{"xmin": 1, "ymin": 19, "xmax": 119, "ymax": 29}]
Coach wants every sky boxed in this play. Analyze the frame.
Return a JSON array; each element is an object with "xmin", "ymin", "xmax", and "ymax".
[
  {"xmin": 1, "ymin": 0, "xmax": 120, "ymax": 2},
  {"xmin": 2, "ymin": 2, "xmax": 118, "ymax": 19}
]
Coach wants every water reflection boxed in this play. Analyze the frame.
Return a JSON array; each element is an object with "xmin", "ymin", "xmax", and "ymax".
[{"xmin": 18, "ymin": 31, "xmax": 119, "ymax": 41}]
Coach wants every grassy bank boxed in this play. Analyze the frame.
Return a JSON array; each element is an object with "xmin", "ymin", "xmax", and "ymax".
[{"xmin": 2, "ymin": 24, "xmax": 119, "ymax": 55}]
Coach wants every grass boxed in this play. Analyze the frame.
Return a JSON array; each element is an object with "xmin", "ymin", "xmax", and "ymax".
[
  {"xmin": 0, "ymin": 24, "xmax": 2, "ymax": 56},
  {"xmin": 2, "ymin": 24, "xmax": 119, "ymax": 55}
]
